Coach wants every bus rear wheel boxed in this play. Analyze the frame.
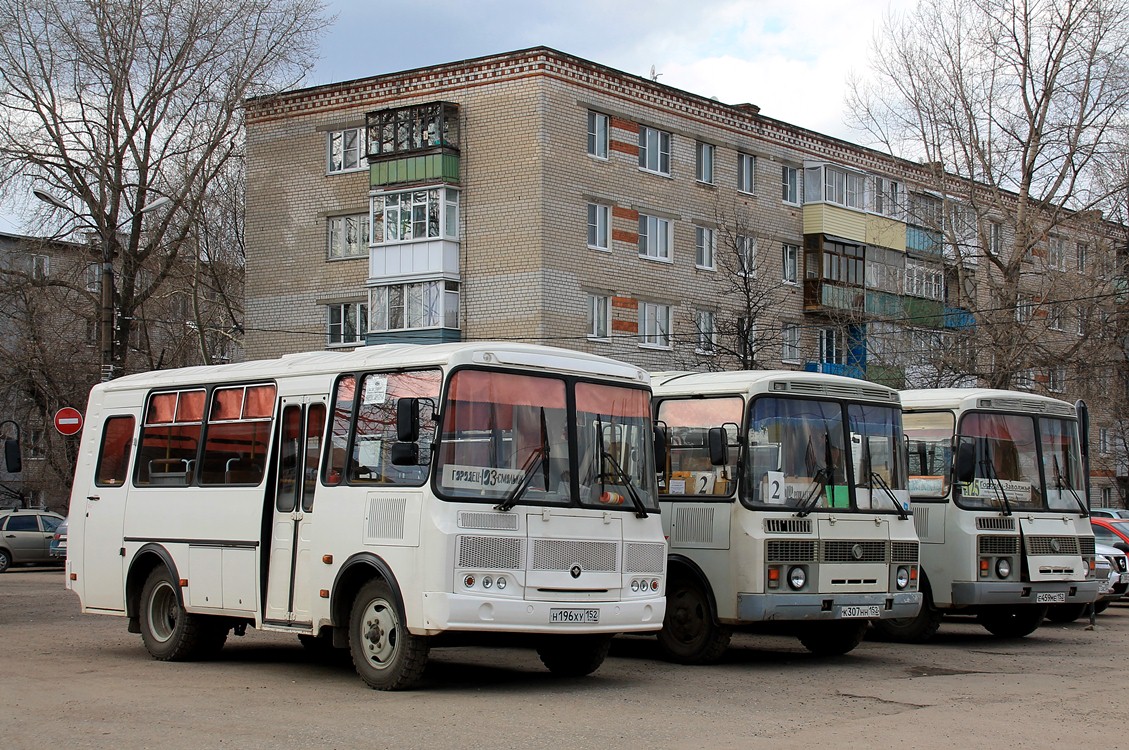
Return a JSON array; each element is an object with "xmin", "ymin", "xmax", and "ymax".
[
  {"xmin": 349, "ymin": 579, "xmax": 429, "ymax": 690},
  {"xmin": 656, "ymin": 575, "xmax": 731, "ymax": 664},
  {"xmin": 797, "ymin": 620, "xmax": 869, "ymax": 656},
  {"xmin": 978, "ymin": 604, "xmax": 1048, "ymax": 638},
  {"xmin": 139, "ymin": 567, "xmax": 227, "ymax": 660},
  {"xmin": 1044, "ymin": 603, "xmax": 1088, "ymax": 623},
  {"xmin": 870, "ymin": 580, "xmax": 942, "ymax": 643},
  {"xmin": 536, "ymin": 634, "xmax": 611, "ymax": 677}
]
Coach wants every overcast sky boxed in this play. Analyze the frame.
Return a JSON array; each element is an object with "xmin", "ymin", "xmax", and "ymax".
[{"xmin": 1, "ymin": 0, "xmax": 897, "ymax": 234}]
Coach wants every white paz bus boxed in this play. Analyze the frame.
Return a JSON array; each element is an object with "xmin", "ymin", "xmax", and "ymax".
[
  {"xmin": 65, "ymin": 343, "xmax": 667, "ymax": 689},
  {"xmin": 651, "ymin": 371, "xmax": 921, "ymax": 663},
  {"xmin": 873, "ymin": 388, "xmax": 1099, "ymax": 642}
]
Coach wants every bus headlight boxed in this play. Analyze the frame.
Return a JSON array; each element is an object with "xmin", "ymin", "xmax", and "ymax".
[
  {"xmin": 788, "ymin": 566, "xmax": 807, "ymax": 590},
  {"xmin": 995, "ymin": 558, "xmax": 1011, "ymax": 579},
  {"xmin": 895, "ymin": 566, "xmax": 910, "ymax": 589},
  {"xmin": 482, "ymin": 576, "xmax": 493, "ymax": 589},
  {"xmin": 496, "ymin": 576, "xmax": 507, "ymax": 590}
]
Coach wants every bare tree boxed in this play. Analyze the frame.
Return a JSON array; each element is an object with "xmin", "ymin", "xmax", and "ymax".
[{"xmin": 847, "ymin": 0, "xmax": 1129, "ymax": 390}]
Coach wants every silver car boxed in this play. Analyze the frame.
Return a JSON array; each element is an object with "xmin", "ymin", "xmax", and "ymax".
[{"xmin": 0, "ymin": 510, "xmax": 65, "ymax": 572}]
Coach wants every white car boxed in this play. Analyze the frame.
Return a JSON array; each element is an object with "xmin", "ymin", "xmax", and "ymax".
[{"xmin": 1045, "ymin": 542, "xmax": 1128, "ymax": 622}]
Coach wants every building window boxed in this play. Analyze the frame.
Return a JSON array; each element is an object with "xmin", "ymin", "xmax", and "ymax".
[
  {"xmin": 373, "ymin": 187, "xmax": 458, "ymax": 243},
  {"xmin": 1076, "ymin": 307, "xmax": 1086, "ymax": 336},
  {"xmin": 782, "ymin": 244, "xmax": 798, "ymax": 283},
  {"xmin": 820, "ymin": 241, "xmax": 865, "ymax": 286},
  {"xmin": 1014, "ymin": 369, "xmax": 1034, "ymax": 390},
  {"xmin": 1047, "ymin": 366, "xmax": 1066, "ymax": 392},
  {"xmin": 819, "ymin": 328, "xmax": 846, "ymax": 365},
  {"xmin": 781, "ymin": 323, "xmax": 800, "ymax": 363},
  {"xmin": 587, "ymin": 203, "xmax": 610, "ymax": 250},
  {"xmin": 1048, "ymin": 236, "xmax": 1067, "ymax": 271},
  {"xmin": 639, "ymin": 302, "xmax": 672, "ymax": 348},
  {"xmin": 588, "ymin": 294, "xmax": 610, "ymax": 339},
  {"xmin": 738, "ymin": 153, "xmax": 756, "ymax": 194},
  {"xmin": 736, "ymin": 235, "xmax": 756, "ymax": 276},
  {"xmin": 327, "ymin": 127, "xmax": 364, "ymax": 173},
  {"xmin": 696, "ymin": 142, "xmax": 715, "ymax": 184},
  {"xmin": 781, "ymin": 165, "xmax": 799, "ymax": 204},
  {"xmin": 1099, "ymin": 427, "xmax": 1110, "ymax": 454},
  {"xmin": 874, "ymin": 177, "xmax": 902, "ymax": 217},
  {"xmin": 904, "ymin": 259, "xmax": 944, "ymax": 300},
  {"xmin": 1102, "ymin": 487, "xmax": 1113, "ymax": 505},
  {"xmin": 1076, "ymin": 242, "xmax": 1088, "ymax": 273},
  {"xmin": 989, "ymin": 221, "xmax": 1003, "ymax": 255},
  {"xmin": 328, "ymin": 302, "xmax": 368, "ymax": 346},
  {"xmin": 638, "ymin": 126, "xmax": 671, "ymax": 175},
  {"xmin": 695, "ymin": 226, "xmax": 715, "ymax": 269},
  {"xmin": 638, "ymin": 214, "xmax": 672, "ymax": 261},
  {"xmin": 327, "ymin": 214, "xmax": 370, "ymax": 259},
  {"xmin": 805, "ymin": 165, "xmax": 865, "ymax": 209},
  {"xmin": 1048, "ymin": 304, "xmax": 1063, "ymax": 331},
  {"xmin": 30, "ymin": 254, "xmax": 50, "ymax": 280},
  {"xmin": 1016, "ymin": 297, "xmax": 1034, "ymax": 323},
  {"xmin": 86, "ymin": 263, "xmax": 101, "ymax": 293},
  {"xmin": 371, "ymin": 280, "xmax": 459, "ymax": 332},
  {"xmin": 695, "ymin": 310, "xmax": 716, "ymax": 354},
  {"xmin": 587, "ymin": 111, "xmax": 609, "ymax": 159}
]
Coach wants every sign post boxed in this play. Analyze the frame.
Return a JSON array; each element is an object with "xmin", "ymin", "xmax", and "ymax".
[{"xmin": 54, "ymin": 407, "xmax": 83, "ymax": 436}]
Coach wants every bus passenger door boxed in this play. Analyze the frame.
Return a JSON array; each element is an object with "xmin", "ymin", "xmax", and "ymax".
[
  {"xmin": 264, "ymin": 398, "xmax": 326, "ymax": 626},
  {"xmin": 81, "ymin": 414, "xmax": 136, "ymax": 612}
]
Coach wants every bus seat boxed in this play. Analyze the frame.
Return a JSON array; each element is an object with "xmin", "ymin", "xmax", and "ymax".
[{"xmin": 225, "ymin": 457, "xmax": 262, "ymax": 484}]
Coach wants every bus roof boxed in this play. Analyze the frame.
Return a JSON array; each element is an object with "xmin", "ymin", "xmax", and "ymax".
[
  {"xmin": 900, "ymin": 388, "xmax": 1078, "ymax": 417},
  {"xmin": 94, "ymin": 342, "xmax": 649, "ymax": 394},
  {"xmin": 651, "ymin": 370, "xmax": 900, "ymax": 404}
]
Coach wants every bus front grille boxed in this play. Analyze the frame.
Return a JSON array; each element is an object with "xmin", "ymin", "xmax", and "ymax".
[
  {"xmin": 765, "ymin": 540, "xmax": 817, "ymax": 562},
  {"xmin": 1026, "ymin": 536, "xmax": 1080, "ymax": 555},
  {"xmin": 892, "ymin": 541, "xmax": 919, "ymax": 563},
  {"xmin": 978, "ymin": 535, "xmax": 1020, "ymax": 555},
  {"xmin": 625, "ymin": 542, "xmax": 666, "ymax": 573},
  {"xmin": 822, "ymin": 540, "xmax": 886, "ymax": 563},
  {"xmin": 531, "ymin": 539, "xmax": 618, "ymax": 572},
  {"xmin": 457, "ymin": 535, "xmax": 524, "ymax": 569}
]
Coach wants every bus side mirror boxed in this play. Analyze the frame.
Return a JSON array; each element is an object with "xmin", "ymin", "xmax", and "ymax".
[
  {"xmin": 653, "ymin": 427, "xmax": 668, "ymax": 471},
  {"xmin": 707, "ymin": 427, "xmax": 728, "ymax": 466},
  {"xmin": 397, "ymin": 398, "xmax": 420, "ymax": 443},
  {"xmin": 955, "ymin": 439, "xmax": 975, "ymax": 484},
  {"xmin": 3, "ymin": 437, "xmax": 21, "ymax": 474},
  {"xmin": 390, "ymin": 443, "xmax": 419, "ymax": 466}
]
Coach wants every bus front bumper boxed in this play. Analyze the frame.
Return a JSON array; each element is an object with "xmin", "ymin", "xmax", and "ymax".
[
  {"xmin": 736, "ymin": 591, "xmax": 922, "ymax": 622},
  {"xmin": 950, "ymin": 579, "xmax": 1102, "ymax": 607},
  {"xmin": 416, "ymin": 592, "xmax": 665, "ymax": 635}
]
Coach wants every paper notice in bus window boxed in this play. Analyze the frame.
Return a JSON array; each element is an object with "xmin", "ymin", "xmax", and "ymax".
[
  {"xmin": 909, "ymin": 476, "xmax": 945, "ymax": 494},
  {"xmin": 668, "ymin": 479, "xmax": 687, "ymax": 494},
  {"xmin": 364, "ymin": 375, "xmax": 388, "ymax": 405},
  {"xmin": 442, "ymin": 464, "xmax": 525, "ymax": 491}
]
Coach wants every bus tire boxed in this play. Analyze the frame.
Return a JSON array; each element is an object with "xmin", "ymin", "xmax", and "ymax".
[
  {"xmin": 349, "ymin": 579, "xmax": 429, "ymax": 690},
  {"xmin": 536, "ymin": 634, "xmax": 611, "ymax": 677},
  {"xmin": 870, "ymin": 580, "xmax": 942, "ymax": 643},
  {"xmin": 656, "ymin": 574, "xmax": 731, "ymax": 664},
  {"xmin": 0, "ymin": 548, "xmax": 10, "ymax": 573},
  {"xmin": 797, "ymin": 620, "xmax": 869, "ymax": 656},
  {"xmin": 140, "ymin": 567, "xmax": 227, "ymax": 661},
  {"xmin": 1044, "ymin": 603, "xmax": 1087, "ymax": 623},
  {"xmin": 977, "ymin": 605, "xmax": 1048, "ymax": 638}
]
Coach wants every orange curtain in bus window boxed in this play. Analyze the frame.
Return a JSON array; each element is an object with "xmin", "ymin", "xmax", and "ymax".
[
  {"xmin": 211, "ymin": 387, "xmax": 244, "ymax": 420},
  {"xmin": 176, "ymin": 390, "xmax": 206, "ymax": 422},
  {"xmin": 575, "ymin": 382, "xmax": 651, "ymax": 418},
  {"xmin": 95, "ymin": 416, "xmax": 136, "ymax": 486},
  {"xmin": 443, "ymin": 370, "xmax": 565, "ymax": 432},
  {"xmin": 146, "ymin": 393, "xmax": 177, "ymax": 424},
  {"xmin": 243, "ymin": 385, "xmax": 276, "ymax": 418}
]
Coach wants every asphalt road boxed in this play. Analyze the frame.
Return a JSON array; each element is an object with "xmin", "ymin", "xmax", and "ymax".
[{"xmin": 1, "ymin": 566, "xmax": 1121, "ymax": 749}]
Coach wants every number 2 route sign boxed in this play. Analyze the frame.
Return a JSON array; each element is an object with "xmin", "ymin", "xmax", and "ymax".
[{"xmin": 54, "ymin": 407, "xmax": 83, "ymax": 436}]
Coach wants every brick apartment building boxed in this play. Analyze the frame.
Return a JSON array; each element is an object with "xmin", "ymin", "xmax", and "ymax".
[{"xmin": 243, "ymin": 47, "xmax": 1127, "ymax": 502}]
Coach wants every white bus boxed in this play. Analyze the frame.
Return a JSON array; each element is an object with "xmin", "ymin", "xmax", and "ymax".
[
  {"xmin": 65, "ymin": 343, "xmax": 666, "ymax": 689},
  {"xmin": 650, "ymin": 371, "xmax": 921, "ymax": 662},
  {"xmin": 873, "ymin": 388, "xmax": 1099, "ymax": 642}
]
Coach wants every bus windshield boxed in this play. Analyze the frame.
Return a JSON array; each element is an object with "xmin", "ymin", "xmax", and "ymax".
[
  {"xmin": 905, "ymin": 411, "xmax": 954, "ymax": 498},
  {"xmin": 847, "ymin": 403, "xmax": 907, "ymax": 493},
  {"xmin": 744, "ymin": 397, "xmax": 856, "ymax": 511},
  {"xmin": 435, "ymin": 370, "xmax": 657, "ymax": 510},
  {"xmin": 957, "ymin": 411, "xmax": 1065, "ymax": 512}
]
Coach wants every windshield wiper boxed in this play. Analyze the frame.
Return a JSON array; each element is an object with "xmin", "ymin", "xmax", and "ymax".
[
  {"xmin": 599, "ymin": 448, "xmax": 650, "ymax": 518},
  {"xmin": 1052, "ymin": 454, "xmax": 1088, "ymax": 518},
  {"xmin": 494, "ymin": 408, "xmax": 550, "ymax": 512},
  {"xmin": 979, "ymin": 457, "xmax": 1013, "ymax": 516},
  {"xmin": 796, "ymin": 467, "xmax": 829, "ymax": 518},
  {"xmin": 868, "ymin": 471, "xmax": 909, "ymax": 520}
]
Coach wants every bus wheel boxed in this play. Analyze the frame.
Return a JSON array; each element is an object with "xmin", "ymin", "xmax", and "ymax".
[
  {"xmin": 349, "ymin": 579, "xmax": 429, "ymax": 690},
  {"xmin": 1044, "ymin": 603, "xmax": 1088, "ymax": 623},
  {"xmin": 140, "ymin": 567, "xmax": 227, "ymax": 660},
  {"xmin": 656, "ymin": 575, "xmax": 731, "ymax": 664},
  {"xmin": 870, "ymin": 582, "xmax": 942, "ymax": 643},
  {"xmin": 977, "ymin": 605, "xmax": 1048, "ymax": 638},
  {"xmin": 798, "ymin": 620, "xmax": 869, "ymax": 656},
  {"xmin": 536, "ymin": 634, "xmax": 612, "ymax": 677}
]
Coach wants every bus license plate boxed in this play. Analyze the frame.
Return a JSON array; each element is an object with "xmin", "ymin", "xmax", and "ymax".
[
  {"xmin": 838, "ymin": 605, "xmax": 881, "ymax": 619},
  {"xmin": 549, "ymin": 608, "xmax": 599, "ymax": 624},
  {"xmin": 1036, "ymin": 592, "xmax": 1066, "ymax": 603}
]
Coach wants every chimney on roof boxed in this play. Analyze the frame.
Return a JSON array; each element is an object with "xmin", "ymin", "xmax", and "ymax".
[{"xmin": 735, "ymin": 103, "xmax": 760, "ymax": 116}]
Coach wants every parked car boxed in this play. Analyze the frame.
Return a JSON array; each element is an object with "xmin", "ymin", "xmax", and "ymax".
[
  {"xmin": 49, "ymin": 517, "xmax": 68, "ymax": 560},
  {"xmin": 1045, "ymin": 542, "xmax": 1129, "ymax": 622},
  {"xmin": 1091, "ymin": 517, "xmax": 1129, "ymax": 553},
  {"xmin": 1089, "ymin": 508, "xmax": 1129, "ymax": 519},
  {"xmin": 0, "ymin": 509, "xmax": 65, "ymax": 572}
]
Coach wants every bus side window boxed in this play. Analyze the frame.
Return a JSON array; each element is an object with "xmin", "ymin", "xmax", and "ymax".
[{"xmin": 95, "ymin": 416, "xmax": 136, "ymax": 487}]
